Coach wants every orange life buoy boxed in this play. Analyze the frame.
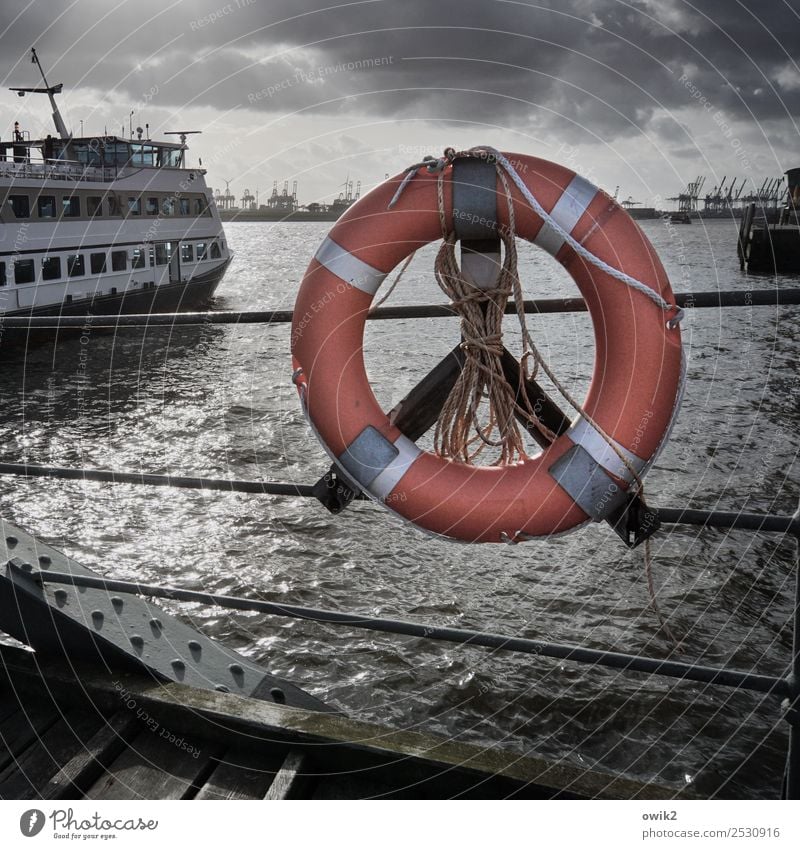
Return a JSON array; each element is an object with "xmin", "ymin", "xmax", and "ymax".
[{"xmin": 291, "ymin": 150, "xmax": 683, "ymax": 543}]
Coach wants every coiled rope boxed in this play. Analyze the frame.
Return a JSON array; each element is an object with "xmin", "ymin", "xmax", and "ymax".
[{"xmin": 432, "ymin": 164, "xmax": 553, "ymax": 463}]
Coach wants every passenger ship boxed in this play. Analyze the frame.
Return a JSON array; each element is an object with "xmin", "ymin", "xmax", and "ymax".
[{"xmin": 0, "ymin": 50, "xmax": 230, "ymax": 341}]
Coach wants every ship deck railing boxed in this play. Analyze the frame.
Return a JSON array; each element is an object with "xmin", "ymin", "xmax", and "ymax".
[{"xmin": 0, "ymin": 158, "xmax": 116, "ymax": 183}]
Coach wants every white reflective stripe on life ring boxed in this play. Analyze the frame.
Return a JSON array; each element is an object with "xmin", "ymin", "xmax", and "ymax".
[
  {"xmin": 533, "ymin": 174, "xmax": 598, "ymax": 257},
  {"xmin": 368, "ymin": 433, "xmax": 422, "ymax": 501},
  {"xmin": 314, "ymin": 236, "xmax": 388, "ymax": 295},
  {"xmin": 567, "ymin": 416, "xmax": 646, "ymax": 483}
]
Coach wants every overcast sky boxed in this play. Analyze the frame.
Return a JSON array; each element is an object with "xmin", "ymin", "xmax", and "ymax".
[{"xmin": 1, "ymin": 0, "xmax": 798, "ymax": 207}]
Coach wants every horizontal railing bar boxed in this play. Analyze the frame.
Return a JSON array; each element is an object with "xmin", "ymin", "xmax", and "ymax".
[
  {"xmin": 2, "ymin": 462, "xmax": 798, "ymax": 535},
  {"xmin": 0, "ymin": 463, "xmax": 315, "ymax": 497},
  {"xmin": 28, "ymin": 570, "xmax": 789, "ymax": 697},
  {"xmin": 1, "ymin": 288, "xmax": 798, "ymax": 329},
  {"xmin": 660, "ymin": 508, "xmax": 800, "ymax": 536}
]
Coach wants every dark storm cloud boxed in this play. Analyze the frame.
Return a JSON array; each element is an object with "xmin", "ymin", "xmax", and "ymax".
[{"xmin": 2, "ymin": 0, "xmax": 799, "ymax": 142}]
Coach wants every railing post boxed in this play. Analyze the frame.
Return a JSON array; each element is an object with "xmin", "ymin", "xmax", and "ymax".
[{"xmin": 785, "ymin": 501, "xmax": 800, "ymax": 799}]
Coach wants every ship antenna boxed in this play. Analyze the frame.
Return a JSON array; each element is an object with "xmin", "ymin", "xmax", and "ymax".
[
  {"xmin": 30, "ymin": 47, "xmax": 70, "ymax": 139},
  {"xmin": 9, "ymin": 48, "xmax": 71, "ymax": 140}
]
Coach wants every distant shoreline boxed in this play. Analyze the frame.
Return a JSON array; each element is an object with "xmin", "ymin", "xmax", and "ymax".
[
  {"xmin": 219, "ymin": 209, "xmax": 345, "ymax": 223},
  {"xmin": 219, "ymin": 207, "xmax": 780, "ymax": 223}
]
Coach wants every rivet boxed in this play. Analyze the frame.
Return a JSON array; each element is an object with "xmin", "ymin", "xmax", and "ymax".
[
  {"xmin": 187, "ymin": 640, "xmax": 201, "ymax": 652},
  {"xmin": 38, "ymin": 555, "xmax": 52, "ymax": 566},
  {"xmin": 171, "ymin": 659, "xmax": 185, "ymax": 670},
  {"xmin": 130, "ymin": 635, "xmax": 144, "ymax": 648},
  {"xmin": 215, "ymin": 684, "xmax": 230, "ymax": 693},
  {"xmin": 270, "ymin": 687, "xmax": 286, "ymax": 704},
  {"xmin": 91, "ymin": 610, "xmax": 104, "ymax": 625},
  {"xmin": 149, "ymin": 618, "xmax": 163, "ymax": 630},
  {"xmin": 54, "ymin": 588, "xmax": 68, "ymax": 602},
  {"xmin": 111, "ymin": 596, "xmax": 124, "ymax": 610},
  {"xmin": 20, "ymin": 562, "xmax": 33, "ymax": 572},
  {"xmin": 6, "ymin": 536, "xmax": 18, "ymax": 547},
  {"xmin": 228, "ymin": 663, "xmax": 243, "ymax": 675}
]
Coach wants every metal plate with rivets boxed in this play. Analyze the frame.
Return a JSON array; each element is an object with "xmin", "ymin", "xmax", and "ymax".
[{"xmin": 0, "ymin": 519, "xmax": 333, "ymax": 713}]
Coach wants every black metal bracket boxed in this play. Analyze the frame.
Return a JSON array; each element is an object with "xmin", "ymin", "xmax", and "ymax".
[
  {"xmin": 311, "ymin": 466, "xmax": 360, "ymax": 514},
  {"xmin": 606, "ymin": 492, "xmax": 662, "ymax": 549}
]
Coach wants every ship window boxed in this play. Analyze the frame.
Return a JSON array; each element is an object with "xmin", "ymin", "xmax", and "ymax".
[
  {"xmin": 41, "ymin": 256, "xmax": 61, "ymax": 281},
  {"xmin": 107, "ymin": 195, "xmax": 121, "ymax": 216},
  {"xmin": 0, "ymin": 262, "xmax": 5, "ymax": 286},
  {"xmin": 128, "ymin": 197, "xmax": 141, "ymax": 215},
  {"xmin": 8, "ymin": 195, "xmax": 30, "ymax": 218},
  {"xmin": 37, "ymin": 195, "xmax": 57, "ymax": 218},
  {"xmin": 62, "ymin": 196, "xmax": 80, "ymax": 217},
  {"xmin": 162, "ymin": 148, "xmax": 182, "ymax": 168},
  {"xmin": 111, "ymin": 251, "xmax": 127, "ymax": 271},
  {"xmin": 210, "ymin": 242, "xmax": 221, "ymax": 259},
  {"xmin": 67, "ymin": 254, "xmax": 85, "ymax": 277},
  {"xmin": 146, "ymin": 197, "xmax": 158, "ymax": 215},
  {"xmin": 130, "ymin": 144, "xmax": 155, "ymax": 167},
  {"xmin": 132, "ymin": 247, "xmax": 146, "ymax": 269},
  {"xmin": 194, "ymin": 196, "xmax": 211, "ymax": 216},
  {"xmin": 90, "ymin": 252, "xmax": 107, "ymax": 274},
  {"xmin": 75, "ymin": 143, "xmax": 102, "ymax": 167},
  {"xmin": 14, "ymin": 259, "xmax": 35, "ymax": 285},
  {"xmin": 196, "ymin": 242, "xmax": 206, "ymax": 260},
  {"xmin": 104, "ymin": 143, "xmax": 130, "ymax": 166},
  {"xmin": 87, "ymin": 196, "xmax": 102, "ymax": 217},
  {"xmin": 161, "ymin": 197, "xmax": 175, "ymax": 216},
  {"xmin": 179, "ymin": 197, "xmax": 190, "ymax": 216},
  {"xmin": 181, "ymin": 244, "xmax": 194, "ymax": 262}
]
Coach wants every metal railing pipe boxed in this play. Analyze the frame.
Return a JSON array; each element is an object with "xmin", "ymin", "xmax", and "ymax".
[
  {"xmin": 1, "ymin": 287, "xmax": 798, "ymax": 330},
  {"xmin": 25, "ymin": 569, "xmax": 790, "ymax": 699}
]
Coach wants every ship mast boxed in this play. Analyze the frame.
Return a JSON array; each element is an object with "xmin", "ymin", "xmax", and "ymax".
[{"xmin": 9, "ymin": 48, "xmax": 71, "ymax": 140}]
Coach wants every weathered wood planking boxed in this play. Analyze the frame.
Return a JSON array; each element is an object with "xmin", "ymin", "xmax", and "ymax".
[
  {"xmin": 196, "ymin": 747, "xmax": 288, "ymax": 800},
  {"xmin": 0, "ymin": 707, "xmax": 104, "ymax": 799},
  {"xmin": 40, "ymin": 711, "xmax": 141, "ymax": 800},
  {"xmin": 85, "ymin": 727, "xmax": 218, "ymax": 800},
  {"xmin": 263, "ymin": 751, "xmax": 309, "ymax": 800},
  {"xmin": 0, "ymin": 643, "xmax": 697, "ymax": 800},
  {"xmin": 0, "ymin": 703, "xmax": 63, "ymax": 775}
]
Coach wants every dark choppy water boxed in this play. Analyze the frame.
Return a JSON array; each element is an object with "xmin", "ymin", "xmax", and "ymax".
[{"xmin": 1, "ymin": 217, "xmax": 797, "ymax": 798}]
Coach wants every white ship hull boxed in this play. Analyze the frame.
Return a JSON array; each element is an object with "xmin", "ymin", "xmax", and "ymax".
[{"xmin": 1, "ymin": 132, "xmax": 231, "ymax": 346}]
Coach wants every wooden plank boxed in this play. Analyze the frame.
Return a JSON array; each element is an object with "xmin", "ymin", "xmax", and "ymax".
[
  {"xmin": 0, "ymin": 703, "xmax": 62, "ymax": 774},
  {"xmin": 40, "ymin": 711, "xmax": 141, "ymax": 800},
  {"xmin": 85, "ymin": 727, "xmax": 214, "ymax": 800},
  {"xmin": 0, "ymin": 643, "xmax": 699, "ymax": 800},
  {"xmin": 309, "ymin": 761, "xmax": 549, "ymax": 800},
  {"xmin": 263, "ymin": 751, "xmax": 309, "ymax": 800},
  {"xmin": 0, "ymin": 707, "xmax": 104, "ymax": 799},
  {"xmin": 100, "ymin": 679, "xmax": 683, "ymax": 800},
  {"xmin": 312, "ymin": 774, "xmax": 390, "ymax": 799},
  {"xmin": 195, "ymin": 747, "xmax": 288, "ymax": 801},
  {"xmin": 0, "ymin": 690, "xmax": 22, "ymax": 725}
]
